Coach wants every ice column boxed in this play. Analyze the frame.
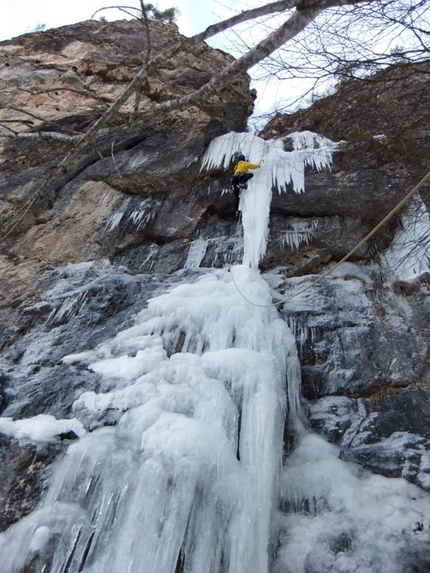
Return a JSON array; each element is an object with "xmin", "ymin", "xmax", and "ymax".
[{"xmin": 201, "ymin": 131, "xmax": 338, "ymax": 268}]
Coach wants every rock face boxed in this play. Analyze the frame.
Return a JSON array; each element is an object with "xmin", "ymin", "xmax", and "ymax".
[
  {"xmin": 258, "ymin": 62, "xmax": 430, "ymax": 496},
  {"xmin": 270, "ymin": 264, "xmax": 430, "ymax": 491},
  {"xmin": 0, "ymin": 17, "xmax": 430, "ymax": 571},
  {"xmin": 0, "ymin": 18, "xmax": 254, "ymax": 338}
]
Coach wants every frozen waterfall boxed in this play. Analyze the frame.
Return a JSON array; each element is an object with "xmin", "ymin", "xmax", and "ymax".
[
  {"xmin": 0, "ymin": 130, "xmax": 312, "ymax": 573},
  {"xmin": 2, "ymin": 131, "xmax": 430, "ymax": 573},
  {"xmin": 0, "ymin": 263, "xmax": 300, "ymax": 573}
]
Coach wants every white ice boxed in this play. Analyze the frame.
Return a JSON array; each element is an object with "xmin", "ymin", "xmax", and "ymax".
[
  {"xmin": 184, "ymin": 238, "xmax": 208, "ymax": 269},
  {"xmin": 0, "ymin": 414, "xmax": 86, "ymax": 442},
  {"xmin": 274, "ymin": 433, "xmax": 430, "ymax": 573},
  {"xmin": 382, "ymin": 195, "xmax": 430, "ymax": 280},
  {"xmin": 0, "ymin": 262, "xmax": 300, "ymax": 573}
]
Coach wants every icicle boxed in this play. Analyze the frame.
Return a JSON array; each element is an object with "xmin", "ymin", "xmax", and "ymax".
[
  {"xmin": 103, "ymin": 198, "xmax": 130, "ymax": 232},
  {"xmin": 278, "ymin": 219, "xmax": 319, "ymax": 251},
  {"xmin": 104, "ymin": 199, "xmax": 157, "ymax": 233},
  {"xmin": 103, "ymin": 210, "xmax": 125, "ymax": 232},
  {"xmin": 184, "ymin": 238, "xmax": 208, "ymax": 269},
  {"xmin": 286, "ymin": 316, "xmax": 314, "ymax": 350},
  {"xmin": 139, "ymin": 244, "xmax": 159, "ymax": 271},
  {"xmin": 128, "ymin": 198, "xmax": 157, "ymax": 229},
  {"xmin": 45, "ymin": 291, "xmax": 89, "ymax": 326}
]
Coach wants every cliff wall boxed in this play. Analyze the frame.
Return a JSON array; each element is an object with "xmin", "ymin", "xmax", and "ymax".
[{"xmin": 0, "ymin": 19, "xmax": 429, "ymax": 563}]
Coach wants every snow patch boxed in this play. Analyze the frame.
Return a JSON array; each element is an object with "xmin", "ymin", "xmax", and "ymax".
[{"xmin": 0, "ymin": 414, "xmax": 86, "ymax": 443}]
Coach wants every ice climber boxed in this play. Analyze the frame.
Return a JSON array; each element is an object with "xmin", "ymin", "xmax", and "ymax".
[{"xmin": 231, "ymin": 154, "xmax": 261, "ymax": 216}]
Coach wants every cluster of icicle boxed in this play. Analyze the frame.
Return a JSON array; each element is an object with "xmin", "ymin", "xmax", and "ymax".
[
  {"xmin": 278, "ymin": 219, "xmax": 319, "ymax": 251},
  {"xmin": 201, "ymin": 131, "xmax": 338, "ymax": 268},
  {"xmin": 103, "ymin": 198, "xmax": 157, "ymax": 233}
]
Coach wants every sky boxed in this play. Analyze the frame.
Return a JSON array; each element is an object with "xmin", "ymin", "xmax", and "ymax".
[{"xmin": 0, "ymin": 0, "xmax": 230, "ymax": 42}]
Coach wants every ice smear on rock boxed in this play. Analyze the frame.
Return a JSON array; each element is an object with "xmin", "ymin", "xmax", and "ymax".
[
  {"xmin": 201, "ymin": 131, "xmax": 338, "ymax": 267},
  {"xmin": 382, "ymin": 195, "xmax": 430, "ymax": 280},
  {"xmin": 274, "ymin": 433, "xmax": 430, "ymax": 573}
]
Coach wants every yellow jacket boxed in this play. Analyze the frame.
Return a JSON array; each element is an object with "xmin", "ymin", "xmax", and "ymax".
[{"xmin": 234, "ymin": 160, "xmax": 261, "ymax": 175}]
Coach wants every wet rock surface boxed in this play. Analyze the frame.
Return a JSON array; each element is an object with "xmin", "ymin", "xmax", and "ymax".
[
  {"xmin": 268, "ymin": 262, "xmax": 430, "ymax": 495},
  {"xmin": 0, "ymin": 436, "xmax": 62, "ymax": 532}
]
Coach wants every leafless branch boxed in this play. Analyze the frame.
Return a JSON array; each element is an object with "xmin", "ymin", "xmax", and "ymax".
[
  {"xmin": 91, "ymin": 5, "xmax": 142, "ymax": 20},
  {"xmin": 0, "ymin": 0, "xmax": 419, "ymax": 241},
  {"xmin": 10, "ymin": 107, "xmax": 81, "ymax": 135}
]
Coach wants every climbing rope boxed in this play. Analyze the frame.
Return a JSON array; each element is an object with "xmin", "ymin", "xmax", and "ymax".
[{"xmin": 229, "ymin": 170, "xmax": 430, "ymax": 308}]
